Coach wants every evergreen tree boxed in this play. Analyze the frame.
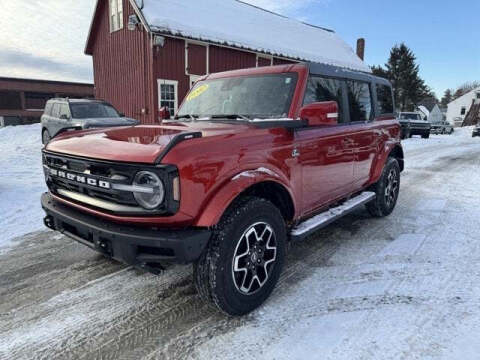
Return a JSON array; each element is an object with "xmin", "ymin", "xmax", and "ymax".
[
  {"xmin": 441, "ymin": 89, "xmax": 453, "ymax": 107},
  {"xmin": 373, "ymin": 43, "xmax": 430, "ymax": 111},
  {"xmin": 371, "ymin": 65, "xmax": 388, "ymax": 80}
]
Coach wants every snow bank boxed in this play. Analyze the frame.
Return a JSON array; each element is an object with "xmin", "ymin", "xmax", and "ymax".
[
  {"xmin": 402, "ymin": 126, "xmax": 474, "ymax": 152},
  {"xmin": 136, "ymin": 0, "xmax": 370, "ymax": 72},
  {"xmin": 0, "ymin": 124, "xmax": 46, "ymax": 251}
]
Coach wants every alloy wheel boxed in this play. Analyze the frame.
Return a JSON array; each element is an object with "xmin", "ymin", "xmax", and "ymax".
[
  {"xmin": 385, "ymin": 168, "xmax": 399, "ymax": 208},
  {"xmin": 232, "ymin": 222, "xmax": 277, "ymax": 295}
]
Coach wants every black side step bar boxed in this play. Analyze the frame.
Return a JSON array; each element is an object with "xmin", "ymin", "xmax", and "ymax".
[{"xmin": 290, "ymin": 192, "xmax": 376, "ymax": 241}]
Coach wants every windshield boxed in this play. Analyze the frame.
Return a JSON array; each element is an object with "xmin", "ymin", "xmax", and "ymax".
[
  {"xmin": 177, "ymin": 74, "xmax": 298, "ymax": 120},
  {"xmin": 400, "ymin": 113, "xmax": 421, "ymax": 120},
  {"xmin": 70, "ymin": 103, "xmax": 120, "ymax": 119}
]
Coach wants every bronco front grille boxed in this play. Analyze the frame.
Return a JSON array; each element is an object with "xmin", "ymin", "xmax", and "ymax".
[{"xmin": 42, "ymin": 151, "xmax": 179, "ymax": 216}]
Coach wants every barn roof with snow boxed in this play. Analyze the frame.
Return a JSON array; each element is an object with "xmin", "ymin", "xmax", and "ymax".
[{"xmin": 86, "ymin": 0, "xmax": 370, "ymax": 73}]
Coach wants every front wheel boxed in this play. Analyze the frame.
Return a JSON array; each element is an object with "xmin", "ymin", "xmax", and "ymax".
[
  {"xmin": 194, "ymin": 197, "xmax": 286, "ymax": 316},
  {"xmin": 366, "ymin": 157, "xmax": 401, "ymax": 217}
]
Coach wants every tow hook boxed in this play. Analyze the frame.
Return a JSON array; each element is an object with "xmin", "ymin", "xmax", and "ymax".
[{"xmin": 44, "ymin": 216, "xmax": 55, "ymax": 230}]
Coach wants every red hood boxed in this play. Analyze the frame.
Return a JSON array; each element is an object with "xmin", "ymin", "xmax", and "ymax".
[{"xmin": 45, "ymin": 122, "xmax": 252, "ymax": 163}]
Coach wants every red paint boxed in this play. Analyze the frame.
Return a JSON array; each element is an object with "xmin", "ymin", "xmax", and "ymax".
[{"xmin": 46, "ymin": 64, "xmax": 403, "ymax": 229}]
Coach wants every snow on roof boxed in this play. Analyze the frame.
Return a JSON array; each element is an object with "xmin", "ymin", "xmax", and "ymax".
[
  {"xmin": 417, "ymin": 105, "xmax": 430, "ymax": 117},
  {"xmin": 134, "ymin": 0, "xmax": 371, "ymax": 73}
]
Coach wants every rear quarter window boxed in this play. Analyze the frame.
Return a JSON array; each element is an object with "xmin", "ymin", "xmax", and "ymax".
[
  {"xmin": 44, "ymin": 102, "xmax": 53, "ymax": 116},
  {"xmin": 346, "ymin": 80, "xmax": 372, "ymax": 122},
  {"xmin": 51, "ymin": 103, "xmax": 61, "ymax": 118},
  {"xmin": 376, "ymin": 84, "xmax": 394, "ymax": 115}
]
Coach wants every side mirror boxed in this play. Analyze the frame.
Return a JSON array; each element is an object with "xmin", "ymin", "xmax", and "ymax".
[
  {"xmin": 60, "ymin": 114, "xmax": 70, "ymax": 120},
  {"xmin": 299, "ymin": 101, "xmax": 338, "ymax": 127},
  {"xmin": 158, "ymin": 106, "xmax": 171, "ymax": 121},
  {"xmin": 119, "ymin": 112, "xmax": 125, "ymax": 117}
]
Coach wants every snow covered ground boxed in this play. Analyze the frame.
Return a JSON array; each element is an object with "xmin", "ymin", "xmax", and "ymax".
[
  {"xmin": 0, "ymin": 124, "xmax": 46, "ymax": 252},
  {"xmin": 0, "ymin": 124, "xmax": 479, "ymax": 359}
]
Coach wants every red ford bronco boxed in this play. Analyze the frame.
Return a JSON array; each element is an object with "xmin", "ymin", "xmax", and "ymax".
[{"xmin": 41, "ymin": 63, "xmax": 403, "ymax": 315}]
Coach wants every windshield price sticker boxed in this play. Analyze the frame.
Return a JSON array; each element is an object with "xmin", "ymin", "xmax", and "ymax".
[{"xmin": 187, "ymin": 84, "xmax": 209, "ymax": 101}]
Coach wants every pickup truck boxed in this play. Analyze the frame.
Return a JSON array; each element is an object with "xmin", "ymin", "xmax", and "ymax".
[
  {"xmin": 41, "ymin": 63, "xmax": 403, "ymax": 316},
  {"xmin": 398, "ymin": 112, "xmax": 431, "ymax": 139}
]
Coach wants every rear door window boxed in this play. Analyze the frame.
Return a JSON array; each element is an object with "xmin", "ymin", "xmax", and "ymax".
[
  {"xmin": 376, "ymin": 84, "xmax": 394, "ymax": 115},
  {"xmin": 59, "ymin": 104, "xmax": 70, "ymax": 119},
  {"xmin": 346, "ymin": 81, "xmax": 372, "ymax": 122},
  {"xmin": 304, "ymin": 76, "xmax": 346, "ymax": 123}
]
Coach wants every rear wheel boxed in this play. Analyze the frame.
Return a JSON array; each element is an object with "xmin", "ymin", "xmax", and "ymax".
[
  {"xmin": 422, "ymin": 132, "xmax": 430, "ymax": 139},
  {"xmin": 366, "ymin": 157, "xmax": 401, "ymax": 217},
  {"xmin": 194, "ymin": 197, "xmax": 286, "ymax": 316},
  {"xmin": 42, "ymin": 129, "xmax": 51, "ymax": 145}
]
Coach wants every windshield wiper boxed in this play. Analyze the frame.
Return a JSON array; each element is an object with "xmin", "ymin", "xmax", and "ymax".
[
  {"xmin": 207, "ymin": 114, "xmax": 252, "ymax": 121},
  {"xmin": 169, "ymin": 114, "xmax": 199, "ymax": 122}
]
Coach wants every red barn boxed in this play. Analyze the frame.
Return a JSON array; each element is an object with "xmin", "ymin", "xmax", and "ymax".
[{"xmin": 85, "ymin": 0, "xmax": 369, "ymax": 124}]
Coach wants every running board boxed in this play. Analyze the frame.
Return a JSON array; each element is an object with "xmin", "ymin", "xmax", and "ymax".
[{"xmin": 290, "ymin": 191, "xmax": 376, "ymax": 241}]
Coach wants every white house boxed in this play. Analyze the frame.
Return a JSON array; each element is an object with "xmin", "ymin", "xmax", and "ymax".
[{"xmin": 447, "ymin": 87, "xmax": 480, "ymax": 126}]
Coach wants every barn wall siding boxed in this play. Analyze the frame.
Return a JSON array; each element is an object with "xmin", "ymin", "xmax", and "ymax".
[
  {"xmin": 90, "ymin": 0, "xmax": 152, "ymax": 123},
  {"xmin": 208, "ymin": 45, "xmax": 257, "ymax": 73},
  {"xmin": 151, "ymin": 37, "xmax": 189, "ymax": 123}
]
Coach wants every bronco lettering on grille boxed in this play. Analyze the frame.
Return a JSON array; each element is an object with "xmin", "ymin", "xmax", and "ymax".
[{"xmin": 47, "ymin": 167, "xmax": 111, "ymax": 189}]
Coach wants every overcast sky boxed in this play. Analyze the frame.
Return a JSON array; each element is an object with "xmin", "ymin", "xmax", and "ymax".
[{"xmin": 0, "ymin": 0, "xmax": 478, "ymax": 96}]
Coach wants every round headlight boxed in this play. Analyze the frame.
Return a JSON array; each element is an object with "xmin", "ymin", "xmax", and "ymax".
[{"xmin": 133, "ymin": 171, "xmax": 165, "ymax": 210}]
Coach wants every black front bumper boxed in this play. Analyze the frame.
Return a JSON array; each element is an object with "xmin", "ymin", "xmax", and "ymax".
[{"xmin": 41, "ymin": 193, "xmax": 211, "ymax": 270}]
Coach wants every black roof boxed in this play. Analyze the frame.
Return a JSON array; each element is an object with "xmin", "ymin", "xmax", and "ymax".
[{"xmin": 307, "ymin": 62, "xmax": 391, "ymax": 86}]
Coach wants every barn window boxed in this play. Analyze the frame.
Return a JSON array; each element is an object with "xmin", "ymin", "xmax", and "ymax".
[
  {"xmin": 460, "ymin": 107, "xmax": 466, "ymax": 115},
  {"xmin": 109, "ymin": 0, "xmax": 123, "ymax": 32},
  {"xmin": 256, "ymin": 54, "xmax": 273, "ymax": 67},
  {"xmin": 0, "ymin": 91, "xmax": 22, "ymax": 110},
  {"xmin": 157, "ymin": 79, "xmax": 178, "ymax": 116}
]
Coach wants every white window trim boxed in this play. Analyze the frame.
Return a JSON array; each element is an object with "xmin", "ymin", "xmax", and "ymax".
[
  {"xmin": 189, "ymin": 75, "xmax": 202, "ymax": 89},
  {"xmin": 256, "ymin": 54, "xmax": 273, "ymax": 67},
  {"xmin": 109, "ymin": 0, "xmax": 124, "ymax": 33},
  {"xmin": 157, "ymin": 79, "xmax": 179, "ymax": 115}
]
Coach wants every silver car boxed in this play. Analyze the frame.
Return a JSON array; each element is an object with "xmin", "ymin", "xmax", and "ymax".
[
  {"xmin": 41, "ymin": 98, "xmax": 139, "ymax": 144},
  {"xmin": 431, "ymin": 121, "xmax": 454, "ymax": 135}
]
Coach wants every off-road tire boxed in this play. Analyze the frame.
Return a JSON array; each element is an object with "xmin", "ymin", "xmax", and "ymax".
[
  {"xmin": 366, "ymin": 157, "xmax": 401, "ymax": 218},
  {"xmin": 193, "ymin": 197, "xmax": 286, "ymax": 316},
  {"xmin": 422, "ymin": 133, "xmax": 430, "ymax": 139},
  {"xmin": 42, "ymin": 129, "xmax": 51, "ymax": 145}
]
